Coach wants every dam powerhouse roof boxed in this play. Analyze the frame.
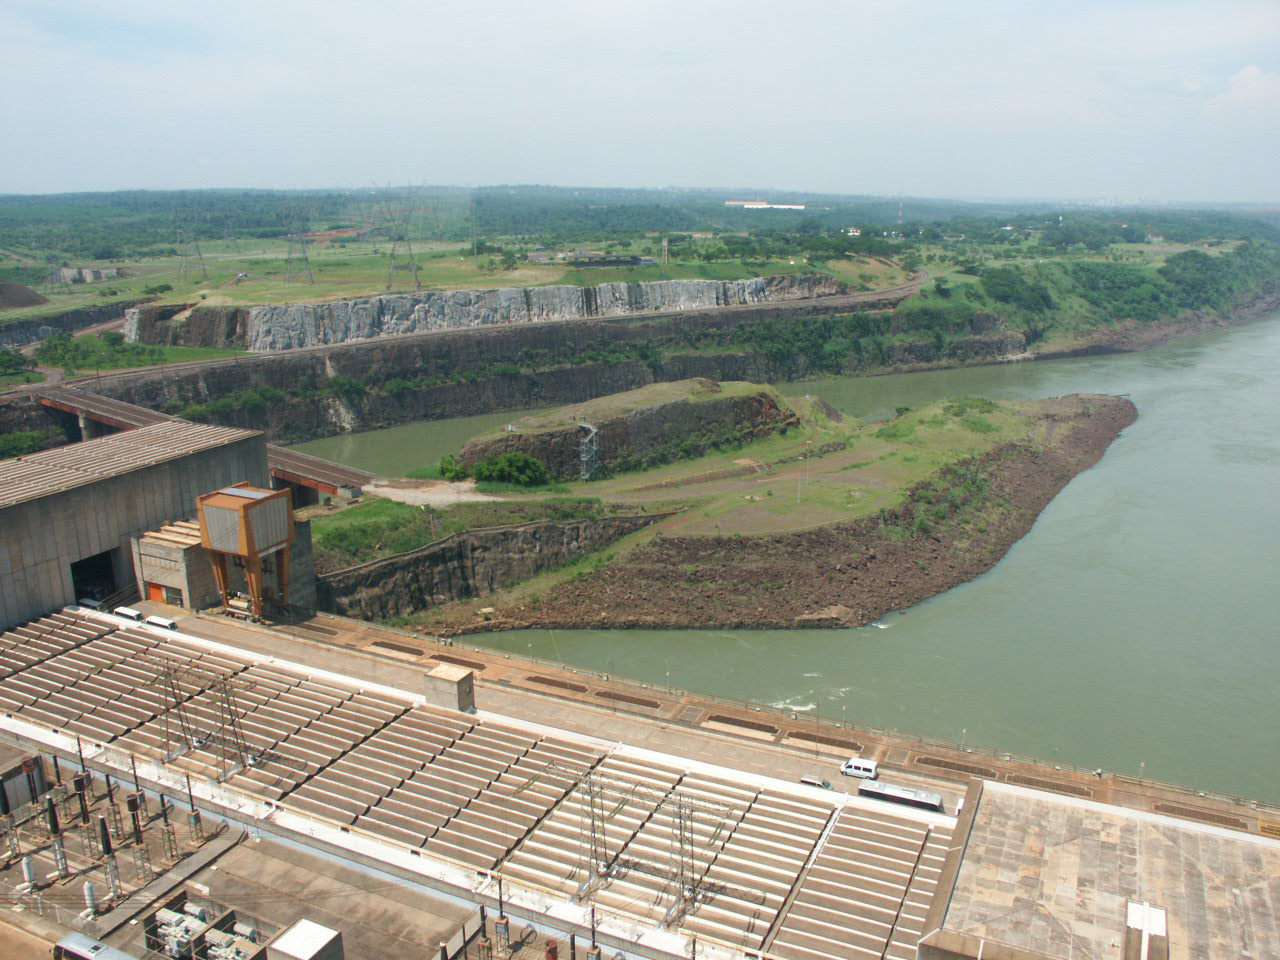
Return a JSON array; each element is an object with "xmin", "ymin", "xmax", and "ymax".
[
  {"xmin": 0, "ymin": 608, "xmax": 954, "ymax": 960},
  {"xmin": 1, "ymin": 607, "xmax": 1274, "ymax": 960},
  {"xmin": 0, "ymin": 420, "xmax": 261, "ymax": 509},
  {"xmin": 928, "ymin": 779, "xmax": 1280, "ymax": 959}
]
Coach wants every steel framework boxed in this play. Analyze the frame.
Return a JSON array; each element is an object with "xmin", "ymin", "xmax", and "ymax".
[
  {"xmin": 150, "ymin": 657, "xmax": 253, "ymax": 781},
  {"xmin": 516, "ymin": 760, "xmax": 745, "ymax": 922},
  {"xmin": 579, "ymin": 423, "xmax": 600, "ymax": 481}
]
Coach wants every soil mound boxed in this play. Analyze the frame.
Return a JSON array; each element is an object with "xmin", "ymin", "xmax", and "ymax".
[{"xmin": 0, "ymin": 282, "xmax": 48, "ymax": 309}]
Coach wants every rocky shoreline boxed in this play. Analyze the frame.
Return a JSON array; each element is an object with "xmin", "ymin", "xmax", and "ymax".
[{"xmin": 428, "ymin": 394, "xmax": 1138, "ymax": 634}]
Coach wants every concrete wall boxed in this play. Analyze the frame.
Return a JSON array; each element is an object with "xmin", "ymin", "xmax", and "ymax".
[
  {"xmin": 131, "ymin": 536, "xmax": 222, "ymax": 611},
  {"xmin": 0, "ymin": 434, "xmax": 269, "ymax": 629}
]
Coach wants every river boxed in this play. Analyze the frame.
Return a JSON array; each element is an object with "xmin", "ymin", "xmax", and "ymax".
[{"xmin": 295, "ymin": 314, "xmax": 1280, "ymax": 802}]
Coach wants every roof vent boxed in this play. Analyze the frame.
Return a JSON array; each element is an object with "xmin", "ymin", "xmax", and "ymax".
[{"xmin": 1124, "ymin": 901, "xmax": 1169, "ymax": 960}]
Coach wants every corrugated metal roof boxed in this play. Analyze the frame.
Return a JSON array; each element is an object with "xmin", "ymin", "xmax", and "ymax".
[{"xmin": 0, "ymin": 421, "xmax": 262, "ymax": 509}]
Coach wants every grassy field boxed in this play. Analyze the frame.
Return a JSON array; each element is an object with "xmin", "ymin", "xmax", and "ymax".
[
  {"xmin": 0, "ymin": 370, "xmax": 43, "ymax": 386},
  {"xmin": 561, "ymin": 395, "xmax": 1028, "ymax": 537},
  {"xmin": 0, "ymin": 234, "xmax": 913, "ymax": 323},
  {"xmin": 364, "ymin": 392, "xmax": 1063, "ymax": 628},
  {"xmin": 20, "ymin": 332, "xmax": 246, "ymax": 378},
  {"xmin": 314, "ymin": 393, "xmax": 1041, "ymax": 581},
  {"xmin": 0, "ymin": 230, "xmax": 1227, "ymax": 335}
]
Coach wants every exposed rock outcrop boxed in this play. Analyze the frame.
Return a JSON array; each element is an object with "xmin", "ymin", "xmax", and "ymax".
[
  {"xmin": 458, "ymin": 380, "xmax": 800, "ymax": 480},
  {"xmin": 434, "ymin": 395, "xmax": 1140, "ymax": 633},
  {"xmin": 126, "ymin": 274, "xmax": 849, "ymax": 351},
  {"xmin": 0, "ymin": 299, "xmax": 150, "ymax": 349},
  {"xmin": 316, "ymin": 515, "xmax": 663, "ymax": 620}
]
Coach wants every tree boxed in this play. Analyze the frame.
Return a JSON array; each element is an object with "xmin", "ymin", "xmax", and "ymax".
[
  {"xmin": 472, "ymin": 451, "xmax": 549, "ymax": 486},
  {"xmin": 0, "ymin": 348, "xmax": 36, "ymax": 376}
]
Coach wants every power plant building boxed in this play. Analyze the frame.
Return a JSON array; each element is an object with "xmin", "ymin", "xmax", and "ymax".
[{"xmin": 0, "ymin": 421, "xmax": 268, "ymax": 629}]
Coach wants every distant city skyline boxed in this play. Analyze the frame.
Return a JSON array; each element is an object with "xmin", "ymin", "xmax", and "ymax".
[{"xmin": 3, "ymin": 0, "xmax": 1277, "ymax": 203}]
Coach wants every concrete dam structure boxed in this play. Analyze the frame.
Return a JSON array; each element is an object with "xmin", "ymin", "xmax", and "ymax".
[{"xmin": 125, "ymin": 274, "xmax": 850, "ymax": 351}]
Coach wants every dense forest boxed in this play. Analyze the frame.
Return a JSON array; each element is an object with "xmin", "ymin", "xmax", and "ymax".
[{"xmin": 2, "ymin": 185, "xmax": 1276, "ymax": 263}]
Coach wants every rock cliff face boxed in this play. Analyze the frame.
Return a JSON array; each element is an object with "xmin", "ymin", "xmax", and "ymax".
[
  {"xmin": 21, "ymin": 311, "xmax": 1025, "ymax": 444},
  {"xmin": 459, "ymin": 380, "xmax": 800, "ymax": 480},
  {"xmin": 316, "ymin": 515, "xmax": 661, "ymax": 620},
  {"xmin": 1, "ymin": 299, "xmax": 150, "ymax": 349},
  {"xmin": 126, "ymin": 274, "xmax": 848, "ymax": 351}
]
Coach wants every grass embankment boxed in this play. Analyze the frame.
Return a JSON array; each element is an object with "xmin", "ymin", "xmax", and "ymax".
[
  {"xmin": 310, "ymin": 496, "xmax": 632, "ymax": 573},
  {"xmin": 25, "ymin": 332, "xmax": 244, "ymax": 379},
  {"xmin": 0, "ymin": 370, "xmax": 42, "ymax": 387},
  {"xmin": 384, "ymin": 393, "xmax": 1056, "ymax": 630}
]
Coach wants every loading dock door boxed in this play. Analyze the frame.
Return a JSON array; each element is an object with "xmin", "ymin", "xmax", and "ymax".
[{"xmin": 70, "ymin": 549, "xmax": 117, "ymax": 602}]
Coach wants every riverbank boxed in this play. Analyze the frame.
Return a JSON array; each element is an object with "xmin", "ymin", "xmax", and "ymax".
[
  {"xmin": 412, "ymin": 393, "xmax": 1136, "ymax": 633},
  {"xmin": 1034, "ymin": 282, "xmax": 1280, "ymax": 359}
]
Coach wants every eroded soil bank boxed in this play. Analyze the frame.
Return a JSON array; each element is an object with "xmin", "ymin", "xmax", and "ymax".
[{"xmin": 431, "ymin": 394, "xmax": 1138, "ymax": 634}]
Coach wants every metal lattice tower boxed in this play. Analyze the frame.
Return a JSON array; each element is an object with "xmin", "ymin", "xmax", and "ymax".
[
  {"xmin": 671, "ymin": 794, "xmax": 697, "ymax": 907},
  {"xmin": 579, "ymin": 423, "xmax": 600, "ymax": 480},
  {"xmin": 176, "ymin": 229, "xmax": 208, "ymax": 283},
  {"xmin": 372, "ymin": 186, "xmax": 423, "ymax": 291},
  {"xmin": 285, "ymin": 235, "xmax": 315, "ymax": 284}
]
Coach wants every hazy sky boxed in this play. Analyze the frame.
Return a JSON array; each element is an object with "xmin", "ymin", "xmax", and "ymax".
[{"xmin": 3, "ymin": 0, "xmax": 1277, "ymax": 201}]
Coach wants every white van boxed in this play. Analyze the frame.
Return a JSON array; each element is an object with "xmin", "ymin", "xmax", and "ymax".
[{"xmin": 840, "ymin": 757, "xmax": 879, "ymax": 779}]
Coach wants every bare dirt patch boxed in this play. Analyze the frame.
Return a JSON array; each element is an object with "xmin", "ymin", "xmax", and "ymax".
[
  {"xmin": 0, "ymin": 281, "xmax": 47, "ymax": 309},
  {"xmin": 365, "ymin": 478, "xmax": 504, "ymax": 507}
]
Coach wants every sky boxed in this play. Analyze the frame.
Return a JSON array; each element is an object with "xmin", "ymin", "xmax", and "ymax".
[{"xmin": 2, "ymin": 0, "xmax": 1278, "ymax": 202}]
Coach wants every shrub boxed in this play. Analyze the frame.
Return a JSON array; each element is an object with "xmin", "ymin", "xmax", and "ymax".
[
  {"xmin": 327, "ymin": 374, "xmax": 366, "ymax": 404},
  {"xmin": 438, "ymin": 454, "xmax": 470, "ymax": 481},
  {"xmin": 471, "ymin": 451, "xmax": 549, "ymax": 487},
  {"xmin": 943, "ymin": 397, "xmax": 998, "ymax": 417}
]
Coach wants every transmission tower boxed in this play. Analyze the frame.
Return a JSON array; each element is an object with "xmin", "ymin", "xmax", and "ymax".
[
  {"xmin": 176, "ymin": 229, "xmax": 208, "ymax": 283},
  {"xmin": 517, "ymin": 760, "xmax": 741, "ymax": 919},
  {"xmin": 285, "ymin": 235, "xmax": 315, "ymax": 283},
  {"xmin": 221, "ymin": 218, "xmax": 241, "ymax": 253},
  {"xmin": 373, "ymin": 184, "xmax": 422, "ymax": 291}
]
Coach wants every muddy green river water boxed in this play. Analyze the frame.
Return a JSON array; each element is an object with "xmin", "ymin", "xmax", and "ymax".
[{"xmin": 295, "ymin": 313, "xmax": 1280, "ymax": 802}]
